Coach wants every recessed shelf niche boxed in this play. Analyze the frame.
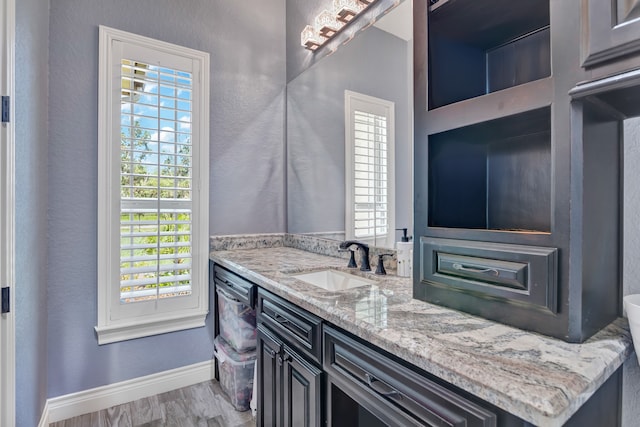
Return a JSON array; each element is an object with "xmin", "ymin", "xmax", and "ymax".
[
  {"xmin": 428, "ymin": 107, "xmax": 551, "ymax": 233},
  {"xmin": 428, "ymin": 0, "xmax": 550, "ymax": 109}
]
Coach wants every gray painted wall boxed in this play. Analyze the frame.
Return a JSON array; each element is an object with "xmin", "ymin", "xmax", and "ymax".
[
  {"xmin": 47, "ymin": 0, "xmax": 285, "ymax": 397},
  {"xmin": 287, "ymin": 27, "xmax": 412, "ymax": 242},
  {"xmin": 15, "ymin": 0, "xmax": 49, "ymax": 424},
  {"xmin": 622, "ymin": 118, "xmax": 640, "ymax": 426}
]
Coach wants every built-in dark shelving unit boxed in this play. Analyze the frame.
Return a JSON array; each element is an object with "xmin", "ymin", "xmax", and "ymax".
[
  {"xmin": 428, "ymin": 0, "xmax": 550, "ymax": 109},
  {"xmin": 428, "ymin": 107, "xmax": 551, "ymax": 232},
  {"xmin": 414, "ymin": 0, "xmax": 627, "ymax": 343}
]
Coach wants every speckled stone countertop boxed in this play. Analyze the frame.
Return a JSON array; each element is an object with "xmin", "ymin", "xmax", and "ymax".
[{"xmin": 210, "ymin": 244, "xmax": 632, "ymax": 427}]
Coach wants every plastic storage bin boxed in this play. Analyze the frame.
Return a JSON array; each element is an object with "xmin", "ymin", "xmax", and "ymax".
[
  {"xmin": 217, "ymin": 287, "xmax": 257, "ymax": 352},
  {"xmin": 214, "ymin": 336, "xmax": 256, "ymax": 411}
]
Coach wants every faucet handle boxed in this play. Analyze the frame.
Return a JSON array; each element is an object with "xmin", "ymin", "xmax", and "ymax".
[
  {"xmin": 375, "ymin": 253, "xmax": 394, "ymax": 275},
  {"xmin": 338, "ymin": 248, "xmax": 358, "ymax": 268}
]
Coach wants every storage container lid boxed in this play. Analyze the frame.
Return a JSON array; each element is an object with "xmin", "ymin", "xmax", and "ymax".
[{"xmin": 214, "ymin": 336, "xmax": 257, "ymax": 364}]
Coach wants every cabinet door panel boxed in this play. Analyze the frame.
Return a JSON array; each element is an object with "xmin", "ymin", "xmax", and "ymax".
[
  {"xmin": 257, "ymin": 325, "xmax": 282, "ymax": 427},
  {"xmin": 283, "ymin": 346, "xmax": 323, "ymax": 427},
  {"xmin": 583, "ymin": 0, "xmax": 640, "ymax": 67}
]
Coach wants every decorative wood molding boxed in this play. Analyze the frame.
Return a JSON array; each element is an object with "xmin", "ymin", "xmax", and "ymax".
[
  {"xmin": 570, "ymin": 67, "xmax": 640, "ymax": 98},
  {"xmin": 581, "ymin": 0, "xmax": 640, "ymax": 67}
]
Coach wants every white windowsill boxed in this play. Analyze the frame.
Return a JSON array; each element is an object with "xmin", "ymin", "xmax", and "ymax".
[{"xmin": 95, "ymin": 310, "xmax": 208, "ymax": 345}]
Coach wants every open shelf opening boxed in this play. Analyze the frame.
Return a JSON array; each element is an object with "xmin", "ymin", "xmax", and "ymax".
[
  {"xmin": 428, "ymin": 0, "xmax": 550, "ymax": 109},
  {"xmin": 428, "ymin": 107, "xmax": 551, "ymax": 233}
]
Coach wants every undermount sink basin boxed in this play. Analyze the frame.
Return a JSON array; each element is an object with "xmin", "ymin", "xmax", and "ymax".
[{"xmin": 292, "ymin": 269, "xmax": 375, "ymax": 291}]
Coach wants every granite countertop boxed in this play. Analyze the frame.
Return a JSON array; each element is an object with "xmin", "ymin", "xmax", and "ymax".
[{"xmin": 210, "ymin": 245, "xmax": 632, "ymax": 427}]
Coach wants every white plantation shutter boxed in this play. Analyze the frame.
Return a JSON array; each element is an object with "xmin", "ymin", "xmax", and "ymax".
[
  {"xmin": 345, "ymin": 91, "xmax": 395, "ymax": 248},
  {"xmin": 119, "ymin": 60, "xmax": 194, "ymax": 303},
  {"xmin": 97, "ymin": 26, "xmax": 209, "ymax": 344},
  {"xmin": 353, "ymin": 110, "xmax": 389, "ymax": 238}
]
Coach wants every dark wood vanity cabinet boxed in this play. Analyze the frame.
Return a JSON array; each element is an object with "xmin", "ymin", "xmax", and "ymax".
[
  {"xmin": 324, "ymin": 326, "xmax": 498, "ymax": 427},
  {"xmin": 204, "ymin": 271, "xmax": 623, "ymax": 426},
  {"xmin": 413, "ymin": 0, "xmax": 624, "ymax": 343},
  {"xmin": 256, "ymin": 289, "xmax": 323, "ymax": 427}
]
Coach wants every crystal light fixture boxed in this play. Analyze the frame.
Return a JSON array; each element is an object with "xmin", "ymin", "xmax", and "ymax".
[
  {"xmin": 334, "ymin": 0, "xmax": 365, "ymax": 23},
  {"xmin": 301, "ymin": 25, "xmax": 323, "ymax": 51},
  {"xmin": 301, "ymin": 0, "xmax": 377, "ymax": 51},
  {"xmin": 315, "ymin": 9, "xmax": 344, "ymax": 38}
]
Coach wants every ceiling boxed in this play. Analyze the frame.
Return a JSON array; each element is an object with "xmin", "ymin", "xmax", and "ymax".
[{"xmin": 374, "ymin": 0, "xmax": 413, "ymax": 41}]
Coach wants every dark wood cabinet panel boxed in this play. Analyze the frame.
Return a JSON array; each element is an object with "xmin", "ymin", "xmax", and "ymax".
[
  {"xmin": 257, "ymin": 288, "xmax": 322, "ymax": 363},
  {"xmin": 419, "ymin": 238, "xmax": 558, "ymax": 314},
  {"xmin": 324, "ymin": 326, "xmax": 497, "ymax": 427},
  {"xmin": 428, "ymin": 0, "xmax": 550, "ymax": 109},
  {"xmin": 414, "ymin": 0, "xmax": 622, "ymax": 342},
  {"xmin": 213, "ymin": 264, "xmax": 256, "ymax": 307},
  {"xmin": 257, "ymin": 325, "xmax": 281, "ymax": 427},
  {"xmin": 282, "ymin": 347, "xmax": 323, "ymax": 427},
  {"xmin": 582, "ymin": 0, "xmax": 640, "ymax": 67},
  {"xmin": 256, "ymin": 291, "xmax": 323, "ymax": 427}
]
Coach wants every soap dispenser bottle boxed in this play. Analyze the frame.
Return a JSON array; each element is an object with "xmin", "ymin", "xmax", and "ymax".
[{"xmin": 395, "ymin": 228, "xmax": 413, "ymax": 278}]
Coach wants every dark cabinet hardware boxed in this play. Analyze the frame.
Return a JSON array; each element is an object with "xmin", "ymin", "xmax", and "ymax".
[
  {"xmin": 452, "ymin": 263, "xmax": 499, "ymax": 276},
  {"xmin": 273, "ymin": 312, "xmax": 290, "ymax": 325},
  {"xmin": 277, "ymin": 352, "xmax": 292, "ymax": 367},
  {"xmin": 365, "ymin": 373, "xmax": 401, "ymax": 399}
]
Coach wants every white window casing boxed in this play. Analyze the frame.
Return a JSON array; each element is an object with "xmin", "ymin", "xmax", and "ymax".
[
  {"xmin": 97, "ymin": 26, "xmax": 210, "ymax": 344},
  {"xmin": 345, "ymin": 90, "xmax": 395, "ymax": 249}
]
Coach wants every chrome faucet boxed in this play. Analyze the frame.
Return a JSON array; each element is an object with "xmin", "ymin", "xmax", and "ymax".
[{"xmin": 339, "ymin": 240, "xmax": 371, "ymax": 271}]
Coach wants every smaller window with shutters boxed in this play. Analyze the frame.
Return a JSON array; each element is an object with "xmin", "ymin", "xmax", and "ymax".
[
  {"xmin": 345, "ymin": 91, "xmax": 395, "ymax": 249},
  {"xmin": 96, "ymin": 26, "xmax": 210, "ymax": 344}
]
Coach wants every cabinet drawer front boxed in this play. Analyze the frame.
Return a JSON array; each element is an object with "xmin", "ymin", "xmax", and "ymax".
[
  {"xmin": 421, "ymin": 237, "xmax": 558, "ymax": 313},
  {"xmin": 436, "ymin": 253, "xmax": 527, "ymax": 290},
  {"xmin": 214, "ymin": 265, "xmax": 256, "ymax": 307},
  {"xmin": 257, "ymin": 289, "xmax": 322, "ymax": 363},
  {"xmin": 324, "ymin": 326, "xmax": 496, "ymax": 427}
]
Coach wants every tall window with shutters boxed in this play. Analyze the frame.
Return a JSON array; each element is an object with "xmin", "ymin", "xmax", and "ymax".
[
  {"xmin": 97, "ymin": 26, "xmax": 210, "ymax": 344},
  {"xmin": 345, "ymin": 91, "xmax": 395, "ymax": 248}
]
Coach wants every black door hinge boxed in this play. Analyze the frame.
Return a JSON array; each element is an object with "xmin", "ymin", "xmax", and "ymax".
[
  {"xmin": 1, "ymin": 287, "xmax": 9, "ymax": 313},
  {"xmin": 1, "ymin": 96, "xmax": 9, "ymax": 123}
]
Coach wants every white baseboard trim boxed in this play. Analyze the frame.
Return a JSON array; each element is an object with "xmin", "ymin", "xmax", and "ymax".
[
  {"xmin": 37, "ymin": 400, "xmax": 50, "ymax": 427},
  {"xmin": 42, "ymin": 360, "xmax": 216, "ymax": 423}
]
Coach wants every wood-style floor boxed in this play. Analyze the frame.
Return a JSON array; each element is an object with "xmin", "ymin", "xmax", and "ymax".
[{"xmin": 49, "ymin": 380, "xmax": 256, "ymax": 427}]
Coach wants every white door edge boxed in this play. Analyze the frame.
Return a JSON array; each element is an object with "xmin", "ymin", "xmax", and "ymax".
[{"xmin": 0, "ymin": 0, "xmax": 16, "ymax": 425}]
